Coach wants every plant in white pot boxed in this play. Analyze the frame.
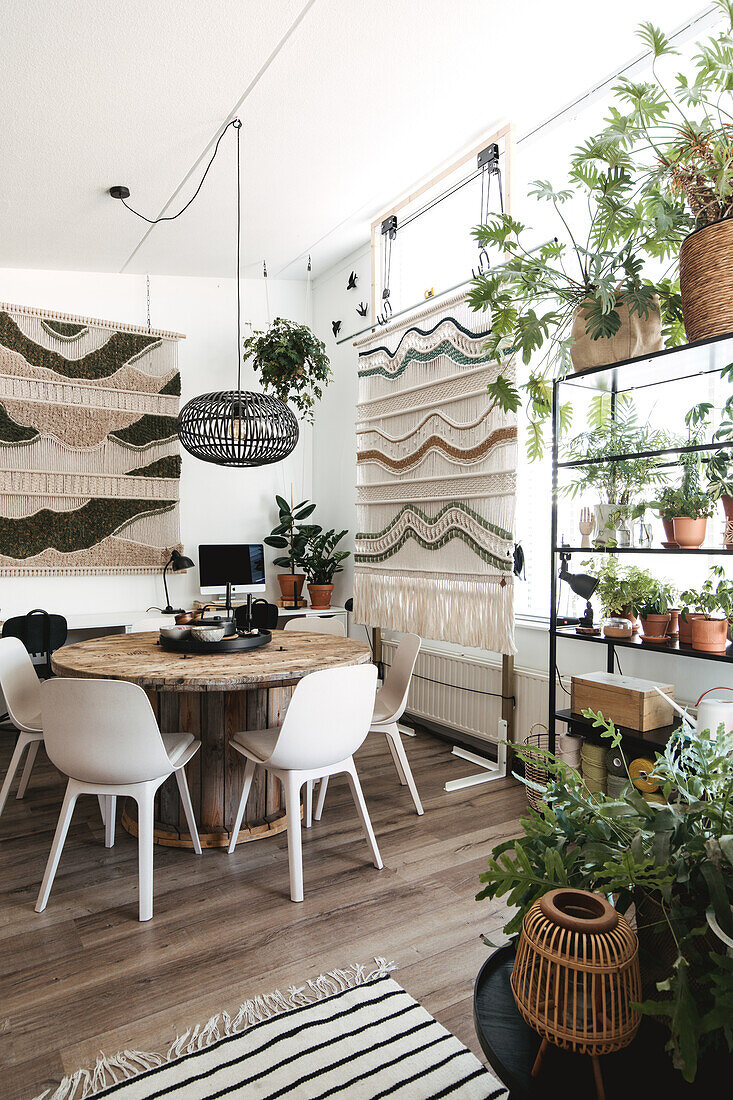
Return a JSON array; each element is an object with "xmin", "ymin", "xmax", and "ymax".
[
  {"xmin": 301, "ymin": 529, "xmax": 350, "ymax": 610},
  {"xmin": 264, "ymin": 495, "xmax": 320, "ymax": 605}
]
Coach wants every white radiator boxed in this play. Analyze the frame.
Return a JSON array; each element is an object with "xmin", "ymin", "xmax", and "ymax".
[{"xmin": 381, "ymin": 639, "xmax": 549, "ymax": 745}]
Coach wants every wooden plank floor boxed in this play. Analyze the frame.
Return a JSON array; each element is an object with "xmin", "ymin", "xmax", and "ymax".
[{"xmin": 0, "ymin": 725, "xmax": 524, "ymax": 1099}]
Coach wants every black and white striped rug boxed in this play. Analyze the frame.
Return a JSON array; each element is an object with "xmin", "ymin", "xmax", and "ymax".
[{"xmin": 35, "ymin": 962, "xmax": 508, "ymax": 1099}]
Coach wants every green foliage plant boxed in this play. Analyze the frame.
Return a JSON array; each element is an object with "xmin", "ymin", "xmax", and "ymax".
[
  {"xmin": 301, "ymin": 528, "xmax": 350, "ymax": 585},
  {"xmin": 582, "ymin": 555, "xmax": 659, "ymax": 616},
  {"xmin": 243, "ymin": 317, "xmax": 332, "ymax": 423},
  {"xmin": 264, "ymin": 495, "xmax": 320, "ymax": 575},
  {"xmin": 477, "ymin": 713, "xmax": 733, "ymax": 1082}
]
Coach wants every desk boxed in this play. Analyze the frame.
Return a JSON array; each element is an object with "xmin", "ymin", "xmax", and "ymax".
[{"xmin": 52, "ymin": 630, "xmax": 371, "ymax": 848}]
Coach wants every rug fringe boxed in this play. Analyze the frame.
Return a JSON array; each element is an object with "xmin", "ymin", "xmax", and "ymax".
[{"xmin": 32, "ymin": 958, "xmax": 396, "ymax": 1100}]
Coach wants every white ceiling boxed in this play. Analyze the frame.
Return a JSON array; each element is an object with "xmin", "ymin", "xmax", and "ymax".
[{"xmin": 0, "ymin": 0, "xmax": 707, "ymax": 281}]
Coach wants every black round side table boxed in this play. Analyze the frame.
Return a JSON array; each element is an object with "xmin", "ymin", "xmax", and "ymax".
[{"xmin": 473, "ymin": 944, "xmax": 724, "ymax": 1099}]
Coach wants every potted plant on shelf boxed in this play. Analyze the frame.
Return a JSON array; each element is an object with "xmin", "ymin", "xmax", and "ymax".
[
  {"xmin": 564, "ymin": 404, "xmax": 668, "ymax": 545},
  {"xmin": 243, "ymin": 318, "xmax": 332, "ymax": 422},
  {"xmin": 688, "ymin": 565, "xmax": 733, "ymax": 654},
  {"xmin": 264, "ymin": 495, "xmax": 320, "ymax": 605},
  {"xmin": 707, "ymin": 388, "xmax": 733, "ymax": 548},
  {"xmin": 301, "ymin": 528, "xmax": 350, "ymax": 609},
  {"xmin": 577, "ymin": 12, "xmax": 733, "ymax": 342},
  {"xmin": 477, "ymin": 716, "xmax": 733, "ymax": 1084},
  {"xmin": 637, "ymin": 578, "xmax": 677, "ymax": 642},
  {"xmin": 582, "ymin": 556, "xmax": 657, "ymax": 631},
  {"xmin": 466, "ymin": 162, "xmax": 686, "ymax": 457}
]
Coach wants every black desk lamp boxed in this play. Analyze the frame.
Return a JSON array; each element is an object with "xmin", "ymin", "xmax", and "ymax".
[
  {"xmin": 559, "ymin": 555, "xmax": 599, "ymax": 627},
  {"xmin": 161, "ymin": 549, "xmax": 194, "ymax": 614}
]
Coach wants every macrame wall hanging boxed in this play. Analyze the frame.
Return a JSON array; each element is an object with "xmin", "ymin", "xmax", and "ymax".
[
  {"xmin": 0, "ymin": 301, "xmax": 184, "ymax": 575},
  {"xmin": 353, "ymin": 290, "xmax": 517, "ymax": 655}
]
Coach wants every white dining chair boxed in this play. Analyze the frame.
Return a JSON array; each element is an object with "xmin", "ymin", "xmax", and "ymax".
[
  {"xmin": 35, "ymin": 678, "xmax": 202, "ymax": 921},
  {"xmin": 0, "ymin": 636, "xmax": 45, "ymax": 819},
  {"xmin": 315, "ymin": 633, "xmax": 423, "ymax": 819},
  {"xmin": 227, "ymin": 663, "xmax": 381, "ymax": 902},
  {"xmin": 283, "ymin": 617, "xmax": 346, "ymax": 636}
]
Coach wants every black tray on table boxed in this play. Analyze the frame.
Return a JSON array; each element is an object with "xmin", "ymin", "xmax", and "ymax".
[{"xmin": 158, "ymin": 630, "xmax": 272, "ymax": 655}]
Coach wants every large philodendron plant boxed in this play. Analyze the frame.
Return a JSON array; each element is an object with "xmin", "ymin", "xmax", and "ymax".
[{"xmin": 467, "ymin": 166, "xmax": 688, "ymax": 457}]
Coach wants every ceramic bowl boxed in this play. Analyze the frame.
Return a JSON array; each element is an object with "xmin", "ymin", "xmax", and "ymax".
[
  {"xmin": 190, "ymin": 624, "xmax": 225, "ymax": 643},
  {"xmin": 159, "ymin": 625, "xmax": 190, "ymax": 640}
]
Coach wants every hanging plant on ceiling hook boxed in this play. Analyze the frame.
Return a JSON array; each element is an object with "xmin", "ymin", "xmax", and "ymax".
[{"xmin": 243, "ymin": 317, "xmax": 332, "ymax": 424}]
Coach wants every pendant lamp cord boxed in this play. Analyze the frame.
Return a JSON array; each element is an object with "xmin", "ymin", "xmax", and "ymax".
[{"xmin": 234, "ymin": 118, "xmax": 242, "ymax": 398}]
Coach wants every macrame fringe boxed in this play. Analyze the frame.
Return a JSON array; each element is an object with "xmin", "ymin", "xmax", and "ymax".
[
  {"xmin": 354, "ymin": 571, "xmax": 516, "ymax": 655},
  {"xmin": 31, "ymin": 958, "xmax": 396, "ymax": 1100}
]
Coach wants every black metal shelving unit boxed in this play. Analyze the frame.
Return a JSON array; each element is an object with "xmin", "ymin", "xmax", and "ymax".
[{"xmin": 548, "ymin": 331, "xmax": 733, "ymax": 752}]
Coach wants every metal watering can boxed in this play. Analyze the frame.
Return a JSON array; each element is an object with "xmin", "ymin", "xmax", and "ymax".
[{"xmin": 695, "ymin": 687, "xmax": 733, "ymax": 736}]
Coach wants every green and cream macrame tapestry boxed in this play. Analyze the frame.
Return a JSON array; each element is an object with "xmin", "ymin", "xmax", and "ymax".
[
  {"xmin": 354, "ymin": 291, "xmax": 517, "ymax": 654},
  {"xmin": 0, "ymin": 302, "xmax": 184, "ymax": 575}
]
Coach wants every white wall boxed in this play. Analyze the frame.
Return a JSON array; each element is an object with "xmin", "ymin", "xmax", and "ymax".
[{"xmin": 0, "ymin": 268, "xmax": 310, "ymax": 618}]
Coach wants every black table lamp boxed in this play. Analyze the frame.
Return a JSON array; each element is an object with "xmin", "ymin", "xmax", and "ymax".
[
  {"xmin": 559, "ymin": 556, "xmax": 599, "ymax": 627},
  {"xmin": 162, "ymin": 549, "xmax": 194, "ymax": 614}
]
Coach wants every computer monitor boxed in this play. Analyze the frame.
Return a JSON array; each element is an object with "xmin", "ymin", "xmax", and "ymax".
[{"xmin": 198, "ymin": 544, "xmax": 266, "ymax": 600}]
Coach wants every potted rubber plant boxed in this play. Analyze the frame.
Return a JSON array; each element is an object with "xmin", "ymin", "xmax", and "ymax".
[
  {"xmin": 243, "ymin": 318, "xmax": 332, "ymax": 422},
  {"xmin": 301, "ymin": 529, "xmax": 350, "ymax": 609},
  {"xmin": 577, "ymin": 11, "xmax": 733, "ymax": 342},
  {"xmin": 689, "ymin": 565, "xmax": 733, "ymax": 654},
  {"xmin": 264, "ymin": 495, "xmax": 320, "ymax": 604}
]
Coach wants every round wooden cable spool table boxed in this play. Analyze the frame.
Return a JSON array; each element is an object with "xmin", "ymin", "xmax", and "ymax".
[{"xmin": 51, "ymin": 630, "xmax": 371, "ymax": 848}]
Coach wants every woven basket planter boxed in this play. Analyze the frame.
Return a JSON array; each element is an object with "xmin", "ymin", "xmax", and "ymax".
[
  {"xmin": 511, "ymin": 888, "xmax": 641, "ymax": 1098},
  {"xmin": 680, "ymin": 218, "xmax": 733, "ymax": 341},
  {"xmin": 523, "ymin": 723, "xmax": 549, "ymax": 811}
]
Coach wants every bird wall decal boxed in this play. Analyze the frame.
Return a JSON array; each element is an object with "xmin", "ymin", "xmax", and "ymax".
[
  {"xmin": 356, "ymin": 302, "xmax": 368, "ymax": 317},
  {"xmin": 346, "ymin": 271, "xmax": 358, "ymax": 290},
  {"xmin": 332, "ymin": 320, "xmax": 342, "ymax": 337}
]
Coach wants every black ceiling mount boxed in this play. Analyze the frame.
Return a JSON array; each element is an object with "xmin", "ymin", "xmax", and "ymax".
[
  {"xmin": 109, "ymin": 186, "xmax": 131, "ymax": 200},
  {"xmin": 477, "ymin": 143, "xmax": 500, "ymax": 172}
]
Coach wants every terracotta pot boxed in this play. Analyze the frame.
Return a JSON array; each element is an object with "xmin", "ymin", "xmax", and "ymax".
[
  {"xmin": 667, "ymin": 608, "xmax": 681, "ymax": 637},
  {"xmin": 571, "ymin": 294, "xmax": 662, "ymax": 373},
  {"xmin": 641, "ymin": 613, "xmax": 671, "ymax": 639},
  {"xmin": 723, "ymin": 494, "xmax": 733, "ymax": 549},
  {"xmin": 678, "ymin": 611, "xmax": 704, "ymax": 646},
  {"xmin": 691, "ymin": 616, "xmax": 729, "ymax": 654},
  {"xmin": 672, "ymin": 515, "xmax": 708, "ymax": 548},
  {"xmin": 308, "ymin": 583, "xmax": 334, "ymax": 609},
  {"xmin": 680, "ymin": 218, "xmax": 733, "ymax": 341},
  {"xmin": 277, "ymin": 572, "xmax": 305, "ymax": 602},
  {"xmin": 660, "ymin": 516, "xmax": 678, "ymax": 548}
]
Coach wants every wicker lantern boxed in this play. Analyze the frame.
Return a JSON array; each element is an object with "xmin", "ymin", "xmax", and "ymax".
[
  {"xmin": 511, "ymin": 887, "xmax": 641, "ymax": 1100},
  {"xmin": 178, "ymin": 390, "xmax": 298, "ymax": 467}
]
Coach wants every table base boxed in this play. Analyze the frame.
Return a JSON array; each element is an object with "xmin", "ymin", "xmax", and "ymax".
[{"xmin": 121, "ymin": 803, "xmax": 290, "ymax": 849}]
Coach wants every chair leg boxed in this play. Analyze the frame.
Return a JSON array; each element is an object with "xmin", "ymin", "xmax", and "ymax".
[
  {"xmin": 175, "ymin": 767, "xmax": 202, "ymax": 855},
  {"xmin": 344, "ymin": 761, "xmax": 383, "ymax": 869},
  {"xmin": 103, "ymin": 795, "xmax": 117, "ymax": 848},
  {"xmin": 283, "ymin": 772, "xmax": 304, "ymax": 902},
  {"xmin": 16, "ymin": 739, "xmax": 41, "ymax": 799},
  {"xmin": 227, "ymin": 757, "xmax": 256, "ymax": 854},
  {"xmin": 384, "ymin": 725, "xmax": 423, "ymax": 815},
  {"xmin": 314, "ymin": 775, "xmax": 329, "ymax": 821},
  {"xmin": 136, "ymin": 788, "xmax": 155, "ymax": 922},
  {"xmin": 0, "ymin": 732, "xmax": 35, "ymax": 819},
  {"xmin": 384, "ymin": 732, "xmax": 407, "ymax": 785},
  {"xmin": 304, "ymin": 779, "xmax": 313, "ymax": 829},
  {"xmin": 35, "ymin": 780, "xmax": 79, "ymax": 912}
]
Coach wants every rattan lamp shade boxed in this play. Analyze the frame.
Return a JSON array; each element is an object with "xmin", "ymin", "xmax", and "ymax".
[
  {"xmin": 178, "ymin": 390, "xmax": 298, "ymax": 467},
  {"xmin": 511, "ymin": 888, "xmax": 641, "ymax": 1099}
]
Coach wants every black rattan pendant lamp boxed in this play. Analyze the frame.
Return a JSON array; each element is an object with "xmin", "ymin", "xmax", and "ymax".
[
  {"xmin": 178, "ymin": 119, "xmax": 298, "ymax": 466},
  {"xmin": 111, "ymin": 118, "xmax": 298, "ymax": 468}
]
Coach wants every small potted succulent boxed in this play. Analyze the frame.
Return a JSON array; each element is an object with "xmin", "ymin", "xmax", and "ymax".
[
  {"xmin": 264, "ymin": 495, "xmax": 320, "ymax": 604},
  {"xmin": 243, "ymin": 318, "xmax": 332, "ymax": 423},
  {"xmin": 301, "ymin": 529, "xmax": 350, "ymax": 609},
  {"xmin": 637, "ymin": 579, "xmax": 677, "ymax": 642},
  {"xmin": 687, "ymin": 565, "xmax": 733, "ymax": 654}
]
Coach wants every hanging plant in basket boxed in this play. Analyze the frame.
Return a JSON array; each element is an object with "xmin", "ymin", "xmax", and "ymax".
[{"xmin": 243, "ymin": 318, "xmax": 332, "ymax": 423}]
